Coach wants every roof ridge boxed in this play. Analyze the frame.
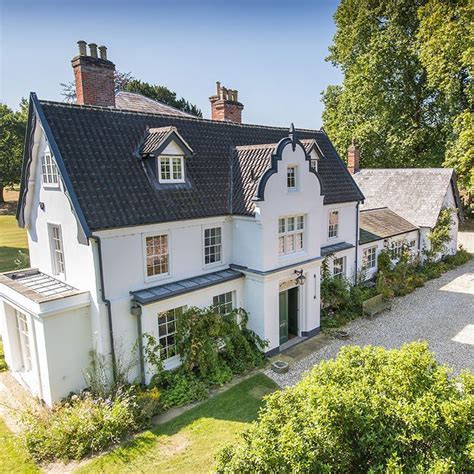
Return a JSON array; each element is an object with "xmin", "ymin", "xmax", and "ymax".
[
  {"xmin": 38, "ymin": 98, "xmax": 325, "ymax": 133},
  {"xmin": 359, "ymin": 206, "xmax": 389, "ymax": 212}
]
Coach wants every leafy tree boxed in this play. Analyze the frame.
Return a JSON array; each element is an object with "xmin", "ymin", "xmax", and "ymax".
[
  {"xmin": 322, "ymin": 0, "xmax": 473, "ymax": 193},
  {"xmin": 418, "ymin": 0, "xmax": 473, "ymax": 192},
  {"xmin": 216, "ymin": 343, "xmax": 474, "ymax": 472},
  {"xmin": 0, "ymin": 99, "xmax": 28, "ymax": 202},
  {"xmin": 60, "ymin": 72, "xmax": 202, "ymax": 117}
]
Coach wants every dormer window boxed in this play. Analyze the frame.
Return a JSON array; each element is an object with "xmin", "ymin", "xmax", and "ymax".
[
  {"xmin": 158, "ymin": 156, "xmax": 185, "ymax": 183},
  {"xmin": 41, "ymin": 150, "xmax": 59, "ymax": 187},
  {"xmin": 140, "ymin": 126, "xmax": 193, "ymax": 186}
]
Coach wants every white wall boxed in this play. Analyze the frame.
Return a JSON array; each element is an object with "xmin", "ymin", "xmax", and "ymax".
[{"xmin": 321, "ymin": 202, "xmax": 358, "ymax": 249}]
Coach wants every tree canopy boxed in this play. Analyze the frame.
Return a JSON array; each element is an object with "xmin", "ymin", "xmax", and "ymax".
[
  {"xmin": 216, "ymin": 343, "xmax": 474, "ymax": 472},
  {"xmin": 61, "ymin": 72, "xmax": 202, "ymax": 117},
  {"xmin": 322, "ymin": 0, "xmax": 473, "ymax": 192},
  {"xmin": 0, "ymin": 99, "xmax": 28, "ymax": 202}
]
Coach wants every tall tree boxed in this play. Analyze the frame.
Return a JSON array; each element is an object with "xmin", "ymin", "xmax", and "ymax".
[
  {"xmin": 61, "ymin": 72, "xmax": 202, "ymax": 118},
  {"xmin": 0, "ymin": 100, "xmax": 27, "ymax": 203},
  {"xmin": 322, "ymin": 0, "xmax": 448, "ymax": 170},
  {"xmin": 417, "ymin": 0, "xmax": 473, "ymax": 192}
]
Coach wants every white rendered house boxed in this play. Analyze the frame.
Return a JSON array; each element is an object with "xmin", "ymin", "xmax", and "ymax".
[{"xmin": 0, "ymin": 43, "xmax": 461, "ymax": 406}]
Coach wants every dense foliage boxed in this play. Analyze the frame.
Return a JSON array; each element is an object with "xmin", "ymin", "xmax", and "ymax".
[
  {"xmin": 216, "ymin": 343, "xmax": 474, "ymax": 472},
  {"xmin": 377, "ymin": 246, "xmax": 471, "ymax": 299},
  {"xmin": 427, "ymin": 208, "xmax": 454, "ymax": 257},
  {"xmin": 61, "ymin": 71, "xmax": 202, "ymax": 117},
  {"xmin": 320, "ymin": 255, "xmax": 377, "ymax": 330},
  {"xmin": 145, "ymin": 307, "xmax": 267, "ymax": 409},
  {"xmin": 322, "ymin": 0, "xmax": 473, "ymax": 192},
  {"xmin": 21, "ymin": 386, "xmax": 160, "ymax": 462},
  {"xmin": 0, "ymin": 100, "xmax": 28, "ymax": 202}
]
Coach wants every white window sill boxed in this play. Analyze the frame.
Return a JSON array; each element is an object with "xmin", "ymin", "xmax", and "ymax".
[
  {"xmin": 144, "ymin": 273, "xmax": 171, "ymax": 284},
  {"xmin": 202, "ymin": 261, "xmax": 225, "ymax": 271},
  {"xmin": 163, "ymin": 355, "xmax": 181, "ymax": 371},
  {"xmin": 278, "ymin": 250, "xmax": 307, "ymax": 263}
]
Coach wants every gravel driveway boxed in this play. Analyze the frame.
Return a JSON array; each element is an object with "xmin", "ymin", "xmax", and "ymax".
[{"xmin": 266, "ymin": 260, "xmax": 474, "ymax": 387}]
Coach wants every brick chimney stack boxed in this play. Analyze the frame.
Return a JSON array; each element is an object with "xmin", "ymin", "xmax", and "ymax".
[
  {"xmin": 347, "ymin": 138, "xmax": 360, "ymax": 174},
  {"xmin": 209, "ymin": 82, "xmax": 244, "ymax": 123},
  {"xmin": 71, "ymin": 41, "xmax": 116, "ymax": 107}
]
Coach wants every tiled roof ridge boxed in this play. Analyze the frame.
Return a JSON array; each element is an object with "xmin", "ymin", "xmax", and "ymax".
[
  {"xmin": 360, "ymin": 206, "xmax": 389, "ymax": 212},
  {"xmin": 358, "ymin": 168, "xmax": 453, "ymax": 173},
  {"xmin": 38, "ymin": 99, "xmax": 326, "ymax": 134},
  {"xmin": 235, "ymin": 142, "xmax": 278, "ymax": 151},
  {"xmin": 148, "ymin": 126, "xmax": 177, "ymax": 133}
]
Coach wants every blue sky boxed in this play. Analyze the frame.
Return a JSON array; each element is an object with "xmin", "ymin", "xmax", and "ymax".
[{"xmin": 0, "ymin": 0, "xmax": 341, "ymax": 128}]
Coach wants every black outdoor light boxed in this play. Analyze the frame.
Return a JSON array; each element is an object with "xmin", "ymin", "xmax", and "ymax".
[{"xmin": 294, "ymin": 269, "xmax": 306, "ymax": 286}]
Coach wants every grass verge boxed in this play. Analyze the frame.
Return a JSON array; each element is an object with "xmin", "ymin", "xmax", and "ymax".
[
  {"xmin": 78, "ymin": 373, "xmax": 277, "ymax": 473},
  {"xmin": 0, "ymin": 215, "xmax": 28, "ymax": 272},
  {"xmin": 0, "ymin": 418, "xmax": 38, "ymax": 473}
]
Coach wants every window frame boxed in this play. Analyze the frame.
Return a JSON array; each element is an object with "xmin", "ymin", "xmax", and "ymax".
[
  {"xmin": 143, "ymin": 232, "xmax": 171, "ymax": 281},
  {"xmin": 213, "ymin": 291, "xmax": 234, "ymax": 315},
  {"xmin": 287, "ymin": 165, "xmax": 297, "ymax": 191},
  {"xmin": 41, "ymin": 149, "xmax": 60, "ymax": 188},
  {"xmin": 328, "ymin": 210, "xmax": 339, "ymax": 239},
  {"xmin": 157, "ymin": 155, "xmax": 185, "ymax": 184},
  {"xmin": 157, "ymin": 306, "xmax": 185, "ymax": 362},
  {"xmin": 15, "ymin": 310, "xmax": 32, "ymax": 372},
  {"xmin": 48, "ymin": 223, "xmax": 65, "ymax": 277},
  {"xmin": 333, "ymin": 256, "xmax": 346, "ymax": 279},
  {"xmin": 278, "ymin": 214, "xmax": 305, "ymax": 256},
  {"xmin": 203, "ymin": 226, "xmax": 223, "ymax": 267},
  {"xmin": 390, "ymin": 240, "xmax": 404, "ymax": 259},
  {"xmin": 362, "ymin": 246, "xmax": 377, "ymax": 271}
]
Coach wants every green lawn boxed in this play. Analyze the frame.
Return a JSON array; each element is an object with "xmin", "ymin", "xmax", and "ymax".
[
  {"xmin": 78, "ymin": 373, "xmax": 277, "ymax": 473},
  {"xmin": 0, "ymin": 215, "xmax": 28, "ymax": 272},
  {"xmin": 0, "ymin": 418, "xmax": 38, "ymax": 473}
]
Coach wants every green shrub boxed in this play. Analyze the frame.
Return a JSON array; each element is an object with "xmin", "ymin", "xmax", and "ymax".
[
  {"xmin": 216, "ymin": 343, "xmax": 474, "ymax": 473},
  {"xmin": 21, "ymin": 388, "xmax": 140, "ymax": 462}
]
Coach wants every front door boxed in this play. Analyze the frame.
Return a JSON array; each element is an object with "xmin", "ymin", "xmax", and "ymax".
[
  {"xmin": 279, "ymin": 287, "xmax": 299, "ymax": 345},
  {"xmin": 279, "ymin": 291, "xmax": 289, "ymax": 344}
]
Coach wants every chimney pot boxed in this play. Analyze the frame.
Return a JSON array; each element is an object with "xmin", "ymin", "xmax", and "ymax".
[
  {"xmin": 88, "ymin": 43, "xmax": 98, "ymax": 58},
  {"xmin": 347, "ymin": 139, "xmax": 360, "ymax": 174},
  {"xmin": 98, "ymin": 45, "xmax": 107, "ymax": 60},
  {"xmin": 77, "ymin": 40, "xmax": 87, "ymax": 56}
]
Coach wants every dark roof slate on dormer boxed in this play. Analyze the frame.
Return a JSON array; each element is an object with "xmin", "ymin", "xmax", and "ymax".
[{"xmin": 37, "ymin": 99, "xmax": 364, "ymax": 231}]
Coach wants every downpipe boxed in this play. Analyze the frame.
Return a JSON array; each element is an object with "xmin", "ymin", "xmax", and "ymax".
[{"xmin": 90, "ymin": 235, "xmax": 117, "ymax": 382}]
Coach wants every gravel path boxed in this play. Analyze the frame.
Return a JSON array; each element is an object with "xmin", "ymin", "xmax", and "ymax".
[{"xmin": 266, "ymin": 260, "xmax": 474, "ymax": 387}]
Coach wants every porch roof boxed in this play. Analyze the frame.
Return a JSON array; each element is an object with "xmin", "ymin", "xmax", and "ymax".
[
  {"xmin": 131, "ymin": 268, "xmax": 244, "ymax": 305},
  {"xmin": 320, "ymin": 242, "xmax": 354, "ymax": 256},
  {"xmin": 0, "ymin": 269, "xmax": 83, "ymax": 303}
]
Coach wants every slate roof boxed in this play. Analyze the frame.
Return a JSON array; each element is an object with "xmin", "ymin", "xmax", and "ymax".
[
  {"xmin": 115, "ymin": 91, "xmax": 194, "ymax": 117},
  {"xmin": 359, "ymin": 207, "xmax": 418, "ymax": 244},
  {"xmin": 320, "ymin": 242, "xmax": 354, "ymax": 256},
  {"xmin": 353, "ymin": 169, "xmax": 458, "ymax": 228},
  {"xmin": 131, "ymin": 268, "xmax": 243, "ymax": 305},
  {"xmin": 36, "ymin": 99, "xmax": 364, "ymax": 231}
]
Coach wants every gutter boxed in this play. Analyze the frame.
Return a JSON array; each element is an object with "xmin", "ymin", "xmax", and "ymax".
[{"xmin": 90, "ymin": 235, "xmax": 117, "ymax": 382}]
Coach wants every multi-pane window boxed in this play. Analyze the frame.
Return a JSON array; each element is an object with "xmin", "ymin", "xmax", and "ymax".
[
  {"xmin": 15, "ymin": 310, "xmax": 32, "ymax": 371},
  {"xmin": 278, "ymin": 215, "xmax": 304, "ymax": 255},
  {"xmin": 49, "ymin": 224, "xmax": 65, "ymax": 276},
  {"xmin": 159, "ymin": 156, "xmax": 184, "ymax": 183},
  {"xmin": 41, "ymin": 152, "xmax": 59, "ymax": 186},
  {"xmin": 287, "ymin": 166, "xmax": 296, "ymax": 190},
  {"xmin": 328, "ymin": 211, "xmax": 339, "ymax": 239},
  {"xmin": 204, "ymin": 227, "xmax": 222, "ymax": 265},
  {"xmin": 213, "ymin": 292, "xmax": 233, "ymax": 315},
  {"xmin": 362, "ymin": 246, "xmax": 377, "ymax": 271},
  {"xmin": 146, "ymin": 235, "xmax": 169, "ymax": 277},
  {"xmin": 409, "ymin": 240, "xmax": 417, "ymax": 250},
  {"xmin": 157, "ymin": 306, "xmax": 184, "ymax": 360},
  {"xmin": 333, "ymin": 256, "xmax": 346, "ymax": 278},
  {"xmin": 390, "ymin": 240, "xmax": 403, "ymax": 259},
  {"xmin": 310, "ymin": 159, "xmax": 318, "ymax": 171}
]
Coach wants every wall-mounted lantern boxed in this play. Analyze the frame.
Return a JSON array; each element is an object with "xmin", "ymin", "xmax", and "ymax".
[{"xmin": 294, "ymin": 269, "xmax": 306, "ymax": 286}]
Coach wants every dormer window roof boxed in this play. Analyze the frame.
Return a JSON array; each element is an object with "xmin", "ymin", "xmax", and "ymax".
[{"xmin": 140, "ymin": 126, "xmax": 193, "ymax": 157}]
